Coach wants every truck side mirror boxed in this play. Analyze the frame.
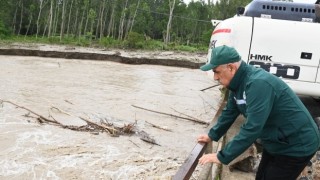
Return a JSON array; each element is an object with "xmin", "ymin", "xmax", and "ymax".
[{"xmin": 237, "ymin": 7, "xmax": 245, "ymax": 16}]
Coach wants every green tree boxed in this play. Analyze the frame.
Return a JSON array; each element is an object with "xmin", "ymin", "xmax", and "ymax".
[{"xmin": 0, "ymin": 20, "xmax": 10, "ymax": 39}]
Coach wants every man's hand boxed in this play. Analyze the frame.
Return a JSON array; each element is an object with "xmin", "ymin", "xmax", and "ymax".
[
  {"xmin": 199, "ymin": 153, "xmax": 221, "ymax": 165},
  {"xmin": 197, "ymin": 134, "xmax": 211, "ymax": 143}
]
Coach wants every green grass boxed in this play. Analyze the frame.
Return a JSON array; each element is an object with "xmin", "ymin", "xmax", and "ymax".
[{"xmin": 1, "ymin": 35, "xmax": 208, "ymax": 53}]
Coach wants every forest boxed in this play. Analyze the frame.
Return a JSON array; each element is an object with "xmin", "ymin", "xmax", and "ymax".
[{"xmin": 0, "ymin": 0, "xmax": 251, "ymax": 51}]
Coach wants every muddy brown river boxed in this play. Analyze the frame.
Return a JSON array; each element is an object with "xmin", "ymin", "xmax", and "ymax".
[{"xmin": 0, "ymin": 55, "xmax": 220, "ymax": 179}]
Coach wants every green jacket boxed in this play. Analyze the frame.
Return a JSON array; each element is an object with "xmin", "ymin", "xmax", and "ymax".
[{"xmin": 209, "ymin": 61, "xmax": 320, "ymax": 165}]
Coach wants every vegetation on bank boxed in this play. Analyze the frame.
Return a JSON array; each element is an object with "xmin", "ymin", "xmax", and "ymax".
[
  {"xmin": 0, "ymin": 32, "xmax": 209, "ymax": 53},
  {"xmin": 0, "ymin": 0, "xmax": 251, "ymax": 52}
]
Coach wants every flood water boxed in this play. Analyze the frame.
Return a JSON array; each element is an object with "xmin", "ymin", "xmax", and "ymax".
[{"xmin": 0, "ymin": 55, "xmax": 220, "ymax": 179}]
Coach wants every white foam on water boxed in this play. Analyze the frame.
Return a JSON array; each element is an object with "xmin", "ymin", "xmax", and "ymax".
[
  {"xmin": 0, "ymin": 129, "xmax": 61, "ymax": 175},
  {"xmin": 46, "ymin": 171, "xmax": 60, "ymax": 180},
  {"xmin": 16, "ymin": 128, "xmax": 63, "ymax": 146},
  {"xmin": 88, "ymin": 145, "xmax": 122, "ymax": 166}
]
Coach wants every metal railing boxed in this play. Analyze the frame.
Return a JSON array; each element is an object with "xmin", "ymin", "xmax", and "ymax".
[{"xmin": 173, "ymin": 96, "xmax": 227, "ymax": 180}]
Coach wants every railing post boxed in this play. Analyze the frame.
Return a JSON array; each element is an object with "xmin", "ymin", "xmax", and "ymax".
[
  {"xmin": 173, "ymin": 89, "xmax": 228, "ymax": 179},
  {"xmin": 173, "ymin": 142, "xmax": 208, "ymax": 180}
]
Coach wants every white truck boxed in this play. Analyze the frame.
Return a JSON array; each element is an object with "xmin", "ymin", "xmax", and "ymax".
[{"xmin": 207, "ymin": 0, "xmax": 320, "ymax": 97}]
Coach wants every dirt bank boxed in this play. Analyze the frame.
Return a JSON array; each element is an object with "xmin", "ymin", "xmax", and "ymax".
[{"xmin": 0, "ymin": 43, "xmax": 207, "ymax": 69}]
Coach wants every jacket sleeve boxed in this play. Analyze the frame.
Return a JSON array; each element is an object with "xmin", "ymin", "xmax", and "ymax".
[
  {"xmin": 208, "ymin": 91, "xmax": 240, "ymax": 141},
  {"xmin": 217, "ymin": 80, "xmax": 275, "ymax": 165}
]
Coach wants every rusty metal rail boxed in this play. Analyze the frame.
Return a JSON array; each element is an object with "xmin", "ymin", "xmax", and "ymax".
[
  {"xmin": 173, "ymin": 96, "xmax": 228, "ymax": 180},
  {"xmin": 173, "ymin": 142, "xmax": 208, "ymax": 180}
]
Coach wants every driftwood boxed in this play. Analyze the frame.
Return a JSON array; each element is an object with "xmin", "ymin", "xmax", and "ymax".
[
  {"xmin": 64, "ymin": 99, "xmax": 74, "ymax": 105},
  {"xmin": 51, "ymin": 106, "xmax": 130, "ymax": 136},
  {"xmin": 129, "ymin": 139, "xmax": 140, "ymax": 148},
  {"xmin": 0, "ymin": 99, "xmax": 135, "ymax": 137},
  {"xmin": 170, "ymin": 107, "xmax": 204, "ymax": 124},
  {"xmin": 146, "ymin": 121, "xmax": 172, "ymax": 132},
  {"xmin": 132, "ymin": 105, "xmax": 209, "ymax": 125},
  {"xmin": 1, "ymin": 99, "xmax": 160, "ymax": 145},
  {"xmin": 0, "ymin": 99, "xmax": 61, "ymax": 125},
  {"xmin": 81, "ymin": 116, "xmax": 119, "ymax": 135},
  {"xmin": 137, "ymin": 130, "xmax": 161, "ymax": 146},
  {"xmin": 200, "ymin": 84, "xmax": 220, "ymax": 91}
]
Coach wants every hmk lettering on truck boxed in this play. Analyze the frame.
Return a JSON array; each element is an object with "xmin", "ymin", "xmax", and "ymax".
[{"xmin": 250, "ymin": 54, "xmax": 273, "ymax": 61}]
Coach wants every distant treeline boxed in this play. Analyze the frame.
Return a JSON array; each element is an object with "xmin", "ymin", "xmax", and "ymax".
[{"xmin": 0, "ymin": 0, "xmax": 251, "ymax": 50}]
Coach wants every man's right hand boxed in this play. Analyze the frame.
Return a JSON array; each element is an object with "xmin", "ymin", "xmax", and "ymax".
[{"xmin": 197, "ymin": 134, "xmax": 211, "ymax": 143}]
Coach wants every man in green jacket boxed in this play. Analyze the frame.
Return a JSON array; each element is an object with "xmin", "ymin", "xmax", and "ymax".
[{"xmin": 197, "ymin": 45, "xmax": 320, "ymax": 179}]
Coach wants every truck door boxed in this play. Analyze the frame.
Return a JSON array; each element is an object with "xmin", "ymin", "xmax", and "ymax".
[{"xmin": 249, "ymin": 18, "xmax": 320, "ymax": 83}]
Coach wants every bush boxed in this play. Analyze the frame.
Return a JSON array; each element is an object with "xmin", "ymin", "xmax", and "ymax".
[
  {"xmin": 126, "ymin": 31, "xmax": 144, "ymax": 48},
  {"xmin": 61, "ymin": 36, "xmax": 76, "ymax": 44},
  {"xmin": 144, "ymin": 39, "xmax": 164, "ymax": 50},
  {"xmin": 174, "ymin": 45, "xmax": 197, "ymax": 52},
  {"xmin": 77, "ymin": 36, "xmax": 90, "ymax": 46},
  {"xmin": 100, "ymin": 36, "xmax": 120, "ymax": 47},
  {"xmin": 201, "ymin": 29, "xmax": 213, "ymax": 45},
  {"xmin": 0, "ymin": 20, "xmax": 10, "ymax": 39}
]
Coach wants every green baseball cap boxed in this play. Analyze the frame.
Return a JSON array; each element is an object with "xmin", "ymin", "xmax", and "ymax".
[{"xmin": 200, "ymin": 45, "xmax": 241, "ymax": 71}]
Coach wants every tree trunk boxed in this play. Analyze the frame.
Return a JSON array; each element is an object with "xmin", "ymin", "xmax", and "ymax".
[
  {"xmin": 53, "ymin": 2, "xmax": 60, "ymax": 36},
  {"xmin": 36, "ymin": 0, "xmax": 46, "ymax": 39},
  {"xmin": 101, "ymin": 2, "xmax": 109, "ymax": 39},
  {"xmin": 90, "ymin": 16, "xmax": 94, "ymax": 43},
  {"xmin": 60, "ymin": 0, "xmax": 66, "ymax": 42},
  {"xmin": 72, "ymin": 7, "xmax": 79, "ymax": 37},
  {"xmin": 12, "ymin": 1, "xmax": 19, "ymax": 34},
  {"xmin": 18, "ymin": 0, "xmax": 24, "ymax": 35},
  {"xmin": 165, "ymin": 0, "xmax": 176, "ymax": 44},
  {"xmin": 107, "ymin": 0, "xmax": 116, "ymax": 37},
  {"xmin": 25, "ymin": 15, "xmax": 33, "ymax": 38},
  {"xmin": 118, "ymin": 0, "xmax": 128, "ymax": 40},
  {"xmin": 95, "ymin": 1, "xmax": 103, "ymax": 39},
  {"xmin": 99, "ymin": 0, "xmax": 106, "ymax": 40},
  {"xmin": 48, "ymin": 0, "xmax": 54, "ymax": 37},
  {"xmin": 78, "ymin": 7, "xmax": 86, "ymax": 39},
  {"xmin": 191, "ymin": 21, "xmax": 198, "ymax": 43},
  {"xmin": 66, "ymin": 0, "xmax": 74, "ymax": 37},
  {"xmin": 42, "ymin": 23, "xmax": 47, "ymax": 38},
  {"xmin": 84, "ymin": 8, "xmax": 90, "ymax": 36},
  {"xmin": 129, "ymin": 0, "xmax": 140, "ymax": 33},
  {"xmin": 124, "ymin": 19, "xmax": 131, "ymax": 39}
]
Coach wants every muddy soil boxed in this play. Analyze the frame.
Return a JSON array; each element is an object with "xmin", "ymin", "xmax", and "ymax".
[
  {"xmin": 0, "ymin": 44, "xmax": 221, "ymax": 180},
  {"xmin": 0, "ymin": 43, "xmax": 206, "ymax": 69}
]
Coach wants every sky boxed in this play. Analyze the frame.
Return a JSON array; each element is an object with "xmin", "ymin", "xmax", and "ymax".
[{"xmin": 183, "ymin": 0, "xmax": 317, "ymax": 5}]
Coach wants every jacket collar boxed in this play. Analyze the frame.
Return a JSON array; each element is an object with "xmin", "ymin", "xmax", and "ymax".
[{"xmin": 228, "ymin": 61, "xmax": 247, "ymax": 91}]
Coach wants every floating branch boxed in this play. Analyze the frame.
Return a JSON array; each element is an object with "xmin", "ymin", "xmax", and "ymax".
[
  {"xmin": 1, "ymin": 99, "xmax": 159, "ymax": 145},
  {"xmin": 170, "ymin": 107, "xmax": 204, "ymax": 124},
  {"xmin": 146, "ymin": 121, "xmax": 172, "ymax": 132},
  {"xmin": 137, "ymin": 130, "xmax": 161, "ymax": 146},
  {"xmin": 64, "ymin": 99, "xmax": 74, "ymax": 105},
  {"xmin": 129, "ymin": 139, "xmax": 140, "ymax": 148},
  {"xmin": 80, "ymin": 116, "xmax": 120, "ymax": 136},
  {"xmin": 0, "ymin": 99, "xmax": 137, "ymax": 137},
  {"xmin": 0, "ymin": 99, "xmax": 61, "ymax": 125},
  {"xmin": 200, "ymin": 84, "xmax": 220, "ymax": 91},
  {"xmin": 132, "ymin": 105, "xmax": 209, "ymax": 125}
]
